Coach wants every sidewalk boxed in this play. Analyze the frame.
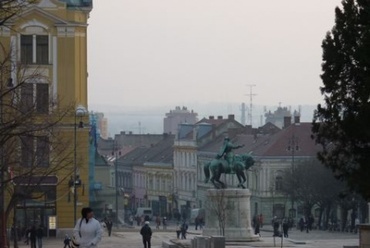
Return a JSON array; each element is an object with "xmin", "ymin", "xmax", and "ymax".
[{"xmin": 9, "ymin": 225, "xmax": 359, "ymax": 248}]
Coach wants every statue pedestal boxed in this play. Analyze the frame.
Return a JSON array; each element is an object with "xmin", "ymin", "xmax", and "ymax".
[{"xmin": 202, "ymin": 189, "xmax": 259, "ymax": 242}]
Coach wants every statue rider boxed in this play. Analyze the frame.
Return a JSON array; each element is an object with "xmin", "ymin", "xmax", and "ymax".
[{"xmin": 216, "ymin": 137, "xmax": 244, "ymax": 173}]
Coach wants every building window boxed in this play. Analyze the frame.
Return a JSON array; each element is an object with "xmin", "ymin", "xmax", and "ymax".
[
  {"xmin": 36, "ymin": 136, "xmax": 49, "ymax": 167},
  {"xmin": 21, "ymin": 83, "xmax": 49, "ymax": 114},
  {"xmin": 21, "ymin": 135, "xmax": 50, "ymax": 167},
  {"xmin": 36, "ymin": 35, "xmax": 49, "ymax": 64},
  {"xmin": 275, "ymin": 175, "xmax": 283, "ymax": 191},
  {"xmin": 21, "ymin": 35, "xmax": 49, "ymax": 64},
  {"xmin": 21, "ymin": 35, "xmax": 33, "ymax": 64}
]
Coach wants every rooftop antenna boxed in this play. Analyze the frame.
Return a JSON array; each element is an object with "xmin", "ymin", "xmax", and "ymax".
[{"xmin": 245, "ymin": 84, "xmax": 257, "ymax": 126}]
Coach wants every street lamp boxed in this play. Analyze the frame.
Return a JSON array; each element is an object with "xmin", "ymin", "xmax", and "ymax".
[
  {"xmin": 73, "ymin": 104, "xmax": 87, "ymax": 225},
  {"xmin": 112, "ymin": 140, "xmax": 121, "ymax": 228},
  {"xmin": 287, "ymin": 133, "xmax": 299, "ymax": 221}
]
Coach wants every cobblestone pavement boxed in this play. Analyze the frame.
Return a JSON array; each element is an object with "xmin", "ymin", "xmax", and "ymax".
[{"xmin": 10, "ymin": 224, "xmax": 359, "ymax": 248}]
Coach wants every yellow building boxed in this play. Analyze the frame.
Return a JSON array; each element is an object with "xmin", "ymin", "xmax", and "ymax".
[{"xmin": 0, "ymin": 0, "xmax": 92, "ymax": 236}]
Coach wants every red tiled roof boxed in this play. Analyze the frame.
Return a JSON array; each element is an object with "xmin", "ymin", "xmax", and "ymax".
[{"xmin": 200, "ymin": 122, "xmax": 321, "ymax": 158}]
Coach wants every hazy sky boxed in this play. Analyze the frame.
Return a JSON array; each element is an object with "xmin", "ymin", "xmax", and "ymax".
[
  {"xmin": 87, "ymin": 1, "xmax": 343, "ymax": 135},
  {"xmin": 87, "ymin": 0, "xmax": 342, "ymax": 111}
]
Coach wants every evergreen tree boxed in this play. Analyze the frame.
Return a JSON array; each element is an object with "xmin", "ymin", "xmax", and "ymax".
[{"xmin": 312, "ymin": 0, "xmax": 370, "ymax": 200}]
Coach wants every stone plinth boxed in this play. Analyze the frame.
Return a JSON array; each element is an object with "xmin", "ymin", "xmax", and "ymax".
[
  {"xmin": 202, "ymin": 189, "xmax": 259, "ymax": 242},
  {"xmin": 360, "ymin": 224, "xmax": 370, "ymax": 248},
  {"xmin": 210, "ymin": 236, "xmax": 225, "ymax": 248}
]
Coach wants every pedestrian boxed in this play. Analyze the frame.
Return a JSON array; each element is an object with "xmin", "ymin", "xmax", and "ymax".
[
  {"xmin": 355, "ymin": 217, "xmax": 360, "ymax": 234},
  {"xmin": 162, "ymin": 217, "xmax": 167, "ymax": 230},
  {"xmin": 129, "ymin": 215, "xmax": 134, "ymax": 226},
  {"xmin": 105, "ymin": 219, "xmax": 113, "ymax": 237},
  {"xmin": 272, "ymin": 216, "xmax": 280, "ymax": 237},
  {"xmin": 299, "ymin": 217, "xmax": 305, "ymax": 232},
  {"xmin": 29, "ymin": 226, "xmax": 37, "ymax": 248},
  {"xmin": 259, "ymin": 214, "xmax": 264, "ymax": 228},
  {"xmin": 195, "ymin": 216, "xmax": 200, "ymax": 230},
  {"xmin": 199, "ymin": 217, "xmax": 204, "ymax": 230},
  {"xmin": 254, "ymin": 218, "xmax": 260, "ymax": 237},
  {"xmin": 176, "ymin": 223, "xmax": 181, "ymax": 239},
  {"xmin": 155, "ymin": 216, "xmax": 161, "ymax": 229},
  {"xmin": 63, "ymin": 234, "xmax": 71, "ymax": 248},
  {"xmin": 36, "ymin": 226, "xmax": 43, "ymax": 248},
  {"xmin": 282, "ymin": 218, "xmax": 289, "ymax": 238},
  {"xmin": 180, "ymin": 221, "xmax": 188, "ymax": 239},
  {"xmin": 73, "ymin": 207, "xmax": 103, "ymax": 248},
  {"xmin": 24, "ymin": 227, "xmax": 30, "ymax": 245},
  {"xmin": 140, "ymin": 221, "xmax": 152, "ymax": 248}
]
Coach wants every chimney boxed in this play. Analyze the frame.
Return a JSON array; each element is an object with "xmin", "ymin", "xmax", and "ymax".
[
  {"xmin": 283, "ymin": 116, "xmax": 291, "ymax": 128},
  {"xmin": 294, "ymin": 115, "xmax": 300, "ymax": 124},
  {"xmin": 209, "ymin": 116, "xmax": 214, "ymax": 120},
  {"xmin": 228, "ymin": 114, "xmax": 235, "ymax": 120},
  {"xmin": 217, "ymin": 116, "xmax": 223, "ymax": 120}
]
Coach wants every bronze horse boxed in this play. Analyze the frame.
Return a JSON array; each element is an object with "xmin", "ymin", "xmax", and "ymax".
[{"xmin": 203, "ymin": 153, "xmax": 255, "ymax": 189}]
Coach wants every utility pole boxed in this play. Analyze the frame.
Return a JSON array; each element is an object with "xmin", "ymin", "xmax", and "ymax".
[{"xmin": 245, "ymin": 84, "xmax": 257, "ymax": 127}]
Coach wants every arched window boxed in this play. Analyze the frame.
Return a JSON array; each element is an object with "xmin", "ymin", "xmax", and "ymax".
[{"xmin": 275, "ymin": 175, "xmax": 283, "ymax": 191}]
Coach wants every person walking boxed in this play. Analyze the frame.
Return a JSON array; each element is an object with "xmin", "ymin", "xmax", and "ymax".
[
  {"xmin": 63, "ymin": 234, "xmax": 71, "ymax": 248},
  {"xmin": 24, "ymin": 227, "xmax": 31, "ymax": 245},
  {"xmin": 254, "ymin": 218, "xmax": 261, "ymax": 237},
  {"xmin": 105, "ymin": 219, "xmax": 113, "ymax": 237},
  {"xmin": 140, "ymin": 221, "xmax": 152, "ymax": 248},
  {"xmin": 73, "ymin": 207, "xmax": 103, "ymax": 248},
  {"xmin": 36, "ymin": 226, "xmax": 43, "ymax": 248},
  {"xmin": 272, "ymin": 216, "xmax": 281, "ymax": 237},
  {"xmin": 155, "ymin": 216, "xmax": 161, "ymax": 229},
  {"xmin": 282, "ymin": 218, "xmax": 289, "ymax": 238},
  {"xmin": 195, "ymin": 216, "xmax": 200, "ymax": 230},
  {"xmin": 29, "ymin": 226, "xmax": 37, "ymax": 248},
  {"xmin": 176, "ymin": 223, "xmax": 181, "ymax": 239},
  {"xmin": 259, "ymin": 214, "xmax": 264, "ymax": 228},
  {"xmin": 180, "ymin": 221, "xmax": 188, "ymax": 239},
  {"xmin": 162, "ymin": 217, "xmax": 167, "ymax": 230}
]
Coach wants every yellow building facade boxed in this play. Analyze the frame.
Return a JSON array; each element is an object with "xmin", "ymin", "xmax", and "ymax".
[{"xmin": 0, "ymin": 0, "xmax": 92, "ymax": 235}]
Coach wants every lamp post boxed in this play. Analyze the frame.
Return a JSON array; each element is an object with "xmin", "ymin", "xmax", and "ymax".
[
  {"xmin": 73, "ymin": 104, "xmax": 87, "ymax": 225},
  {"xmin": 287, "ymin": 133, "xmax": 299, "ymax": 221},
  {"xmin": 112, "ymin": 140, "xmax": 121, "ymax": 228},
  {"xmin": 114, "ymin": 141, "xmax": 118, "ymax": 228}
]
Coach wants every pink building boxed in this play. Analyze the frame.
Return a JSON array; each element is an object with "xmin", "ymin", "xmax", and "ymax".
[{"xmin": 163, "ymin": 106, "xmax": 198, "ymax": 134}]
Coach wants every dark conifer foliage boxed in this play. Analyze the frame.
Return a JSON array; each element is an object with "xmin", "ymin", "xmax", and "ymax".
[{"xmin": 313, "ymin": 0, "xmax": 370, "ymax": 200}]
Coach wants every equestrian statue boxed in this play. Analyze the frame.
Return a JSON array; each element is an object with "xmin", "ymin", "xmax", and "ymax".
[{"xmin": 203, "ymin": 137, "xmax": 255, "ymax": 189}]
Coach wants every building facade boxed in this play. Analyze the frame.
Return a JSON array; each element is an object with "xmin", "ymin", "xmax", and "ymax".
[
  {"xmin": 163, "ymin": 106, "xmax": 198, "ymax": 134},
  {"xmin": 0, "ymin": 0, "xmax": 92, "ymax": 236}
]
